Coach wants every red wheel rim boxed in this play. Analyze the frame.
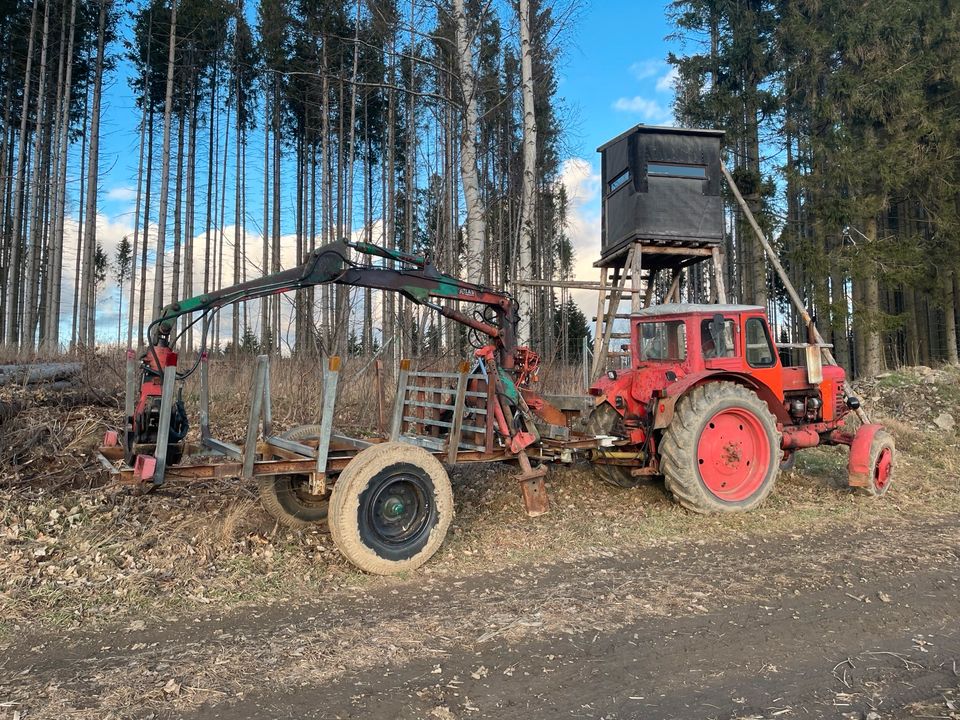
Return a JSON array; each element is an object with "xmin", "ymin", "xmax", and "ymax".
[
  {"xmin": 696, "ymin": 408, "xmax": 770, "ymax": 502},
  {"xmin": 873, "ymin": 448, "xmax": 892, "ymax": 493}
]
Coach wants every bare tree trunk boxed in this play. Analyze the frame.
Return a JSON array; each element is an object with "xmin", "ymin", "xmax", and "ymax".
[
  {"xmin": 901, "ymin": 283, "xmax": 918, "ymax": 366},
  {"xmin": 382, "ymin": 32, "xmax": 396, "ymax": 370},
  {"xmin": 24, "ymin": 0, "xmax": 52, "ymax": 350},
  {"xmin": 151, "ymin": 0, "xmax": 178, "ymax": 325},
  {"xmin": 39, "ymin": 1, "xmax": 66, "ymax": 349},
  {"xmin": 340, "ymin": 0, "xmax": 362, "ymax": 354},
  {"xmin": 271, "ymin": 74, "xmax": 281, "ymax": 351},
  {"xmin": 320, "ymin": 44, "xmax": 331, "ymax": 346},
  {"xmin": 452, "ymin": 0, "xmax": 485, "ymax": 286},
  {"xmin": 71, "ymin": 55, "xmax": 91, "ymax": 349},
  {"xmin": 204, "ymin": 52, "xmax": 218, "ymax": 319},
  {"xmin": 4, "ymin": 0, "xmax": 39, "ymax": 347},
  {"xmin": 44, "ymin": 0, "xmax": 78, "ymax": 352},
  {"xmin": 403, "ymin": 0, "xmax": 416, "ymax": 357},
  {"xmin": 138, "ymin": 109, "xmax": 154, "ymax": 347},
  {"xmin": 516, "ymin": 0, "xmax": 537, "ymax": 346},
  {"xmin": 861, "ymin": 216, "xmax": 882, "ymax": 376},
  {"xmin": 260, "ymin": 89, "xmax": 269, "ymax": 349},
  {"xmin": 363, "ymin": 98, "xmax": 373, "ymax": 353},
  {"xmin": 183, "ymin": 78, "xmax": 198, "ymax": 351},
  {"xmin": 172, "ymin": 113, "xmax": 184, "ymax": 319},
  {"xmin": 943, "ymin": 270, "xmax": 958, "ymax": 365},
  {"xmin": 0, "ymin": 73, "xmax": 14, "ymax": 340},
  {"xmin": 233, "ymin": 91, "xmax": 242, "ymax": 357},
  {"xmin": 79, "ymin": 0, "xmax": 110, "ymax": 347},
  {"xmin": 829, "ymin": 268, "xmax": 850, "ymax": 371},
  {"xmin": 215, "ymin": 95, "xmax": 230, "ymax": 350}
]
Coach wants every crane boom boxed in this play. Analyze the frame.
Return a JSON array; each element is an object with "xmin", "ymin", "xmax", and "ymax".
[{"xmin": 151, "ymin": 239, "xmax": 520, "ymax": 366}]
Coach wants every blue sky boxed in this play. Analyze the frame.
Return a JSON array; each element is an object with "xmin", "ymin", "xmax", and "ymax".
[
  {"xmin": 543, "ymin": 1, "xmax": 680, "ymax": 307},
  {"xmin": 560, "ymin": 1, "xmax": 677, "ymax": 159},
  {"xmin": 82, "ymin": 0, "xmax": 681, "ymax": 344}
]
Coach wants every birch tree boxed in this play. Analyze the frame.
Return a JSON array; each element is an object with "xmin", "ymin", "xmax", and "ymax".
[
  {"xmin": 451, "ymin": 0, "xmax": 484, "ymax": 285},
  {"xmin": 516, "ymin": 0, "xmax": 537, "ymax": 345}
]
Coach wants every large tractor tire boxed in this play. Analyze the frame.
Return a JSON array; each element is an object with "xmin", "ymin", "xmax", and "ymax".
[
  {"xmin": 258, "ymin": 424, "xmax": 331, "ymax": 529},
  {"xmin": 586, "ymin": 403, "xmax": 643, "ymax": 489},
  {"xmin": 660, "ymin": 381, "xmax": 781, "ymax": 513},
  {"xmin": 328, "ymin": 442, "xmax": 453, "ymax": 575}
]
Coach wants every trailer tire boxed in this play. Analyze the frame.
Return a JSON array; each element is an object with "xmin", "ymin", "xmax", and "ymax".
[
  {"xmin": 258, "ymin": 424, "xmax": 330, "ymax": 529},
  {"xmin": 328, "ymin": 442, "xmax": 453, "ymax": 575},
  {"xmin": 586, "ymin": 403, "xmax": 643, "ymax": 489},
  {"xmin": 661, "ymin": 381, "xmax": 780, "ymax": 513}
]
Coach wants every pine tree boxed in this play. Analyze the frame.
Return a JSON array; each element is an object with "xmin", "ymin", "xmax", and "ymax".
[{"xmin": 115, "ymin": 235, "xmax": 133, "ymax": 344}]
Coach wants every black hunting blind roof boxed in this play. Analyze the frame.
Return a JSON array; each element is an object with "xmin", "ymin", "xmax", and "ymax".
[{"xmin": 599, "ymin": 125, "xmax": 725, "ymax": 261}]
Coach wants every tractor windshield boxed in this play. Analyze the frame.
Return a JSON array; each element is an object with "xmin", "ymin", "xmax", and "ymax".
[{"xmin": 639, "ymin": 320, "xmax": 687, "ymax": 362}]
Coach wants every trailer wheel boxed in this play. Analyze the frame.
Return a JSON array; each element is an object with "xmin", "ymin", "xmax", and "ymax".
[
  {"xmin": 859, "ymin": 430, "xmax": 895, "ymax": 497},
  {"xmin": 258, "ymin": 424, "xmax": 330, "ymax": 529},
  {"xmin": 660, "ymin": 382, "xmax": 780, "ymax": 513},
  {"xmin": 586, "ymin": 403, "xmax": 642, "ymax": 489},
  {"xmin": 328, "ymin": 442, "xmax": 453, "ymax": 575}
]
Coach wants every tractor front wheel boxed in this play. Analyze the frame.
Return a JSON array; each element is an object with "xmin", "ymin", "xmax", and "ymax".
[
  {"xmin": 660, "ymin": 382, "xmax": 780, "ymax": 513},
  {"xmin": 586, "ymin": 403, "xmax": 643, "ymax": 489},
  {"xmin": 857, "ymin": 429, "xmax": 895, "ymax": 497}
]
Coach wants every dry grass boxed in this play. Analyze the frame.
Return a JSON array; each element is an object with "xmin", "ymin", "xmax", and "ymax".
[{"xmin": 1, "ymin": 354, "xmax": 959, "ymax": 643}]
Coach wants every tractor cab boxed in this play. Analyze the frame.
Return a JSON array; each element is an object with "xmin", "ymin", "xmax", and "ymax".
[
  {"xmin": 632, "ymin": 303, "xmax": 776, "ymax": 372},
  {"xmin": 627, "ymin": 303, "xmax": 849, "ymax": 426}
]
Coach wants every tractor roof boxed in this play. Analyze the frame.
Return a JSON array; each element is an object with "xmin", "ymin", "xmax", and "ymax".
[{"xmin": 633, "ymin": 303, "xmax": 765, "ymax": 318}]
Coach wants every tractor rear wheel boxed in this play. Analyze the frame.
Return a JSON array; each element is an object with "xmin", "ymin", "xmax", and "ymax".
[
  {"xmin": 660, "ymin": 382, "xmax": 780, "ymax": 513},
  {"xmin": 258, "ymin": 424, "xmax": 330, "ymax": 529},
  {"xmin": 328, "ymin": 442, "xmax": 453, "ymax": 575},
  {"xmin": 586, "ymin": 403, "xmax": 642, "ymax": 489}
]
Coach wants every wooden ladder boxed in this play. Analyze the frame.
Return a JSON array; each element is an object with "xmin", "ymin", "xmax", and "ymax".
[{"xmin": 590, "ymin": 244, "xmax": 646, "ymax": 381}]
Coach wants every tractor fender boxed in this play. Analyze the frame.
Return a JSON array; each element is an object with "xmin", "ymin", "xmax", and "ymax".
[
  {"xmin": 848, "ymin": 424, "xmax": 887, "ymax": 486},
  {"xmin": 652, "ymin": 371, "xmax": 788, "ymax": 430}
]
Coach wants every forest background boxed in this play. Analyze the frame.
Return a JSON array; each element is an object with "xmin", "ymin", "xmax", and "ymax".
[{"xmin": 0, "ymin": 0, "xmax": 957, "ymax": 377}]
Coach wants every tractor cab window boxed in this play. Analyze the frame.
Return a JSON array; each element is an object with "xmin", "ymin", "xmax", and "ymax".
[
  {"xmin": 639, "ymin": 320, "xmax": 687, "ymax": 362},
  {"xmin": 700, "ymin": 316, "xmax": 735, "ymax": 359},
  {"xmin": 745, "ymin": 317, "xmax": 776, "ymax": 367}
]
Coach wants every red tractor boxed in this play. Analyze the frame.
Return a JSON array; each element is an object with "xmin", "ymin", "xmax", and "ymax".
[{"xmin": 587, "ymin": 303, "xmax": 894, "ymax": 512}]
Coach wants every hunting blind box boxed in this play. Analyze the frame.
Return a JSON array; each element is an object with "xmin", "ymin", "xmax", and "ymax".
[{"xmin": 599, "ymin": 125, "xmax": 725, "ymax": 260}]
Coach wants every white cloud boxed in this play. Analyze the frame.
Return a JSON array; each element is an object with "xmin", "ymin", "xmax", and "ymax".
[
  {"xmin": 629, "ymin": 59, "xmax": 664, "ymax": 81},
  {"xmin": 656, "ymin": 66, "xmax": 679, "ymax": 94},
  {"xmin": 106, "ymin": 186, "xmax": 137, "ymax": 202},
  {"xmin": 612, "ymin": 96, "xmax": 673, "ymax": 125},
  {"xmin": 559, "ymin": 158, "xmax": 605, "ymax": 314},
  {"xmin": 55, "ymin": 210, "xmax": 394, "ymax": 349}
]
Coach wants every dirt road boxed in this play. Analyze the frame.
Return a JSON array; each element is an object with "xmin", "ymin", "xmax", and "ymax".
[{"xmin": 3, "ymin": 510, "xmax": 958, "ymax": 720}]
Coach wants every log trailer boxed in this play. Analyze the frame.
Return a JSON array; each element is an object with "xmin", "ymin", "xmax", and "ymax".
[{"xmin": 98, "ymin": 127, "xmax": 895, "ymax": 576}]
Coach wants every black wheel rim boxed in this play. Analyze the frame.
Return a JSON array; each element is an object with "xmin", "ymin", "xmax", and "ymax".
[
  {"xmin": 358, "ymin": 463, "xmax": 436, "ymax": 560},
  {"xmin": 367, "ymin": 475, "xmax": 429, "ymax": 544}
]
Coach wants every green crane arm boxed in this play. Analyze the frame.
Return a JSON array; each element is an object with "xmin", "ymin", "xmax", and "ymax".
[{"xmin": 152, "ymin": 239, "xmax": 520, "ymax": 367}]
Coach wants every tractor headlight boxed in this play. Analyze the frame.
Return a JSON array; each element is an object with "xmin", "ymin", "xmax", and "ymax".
[{"xmin": 607, "ymin": 370, "xmax": 618, "ymax": 381}]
